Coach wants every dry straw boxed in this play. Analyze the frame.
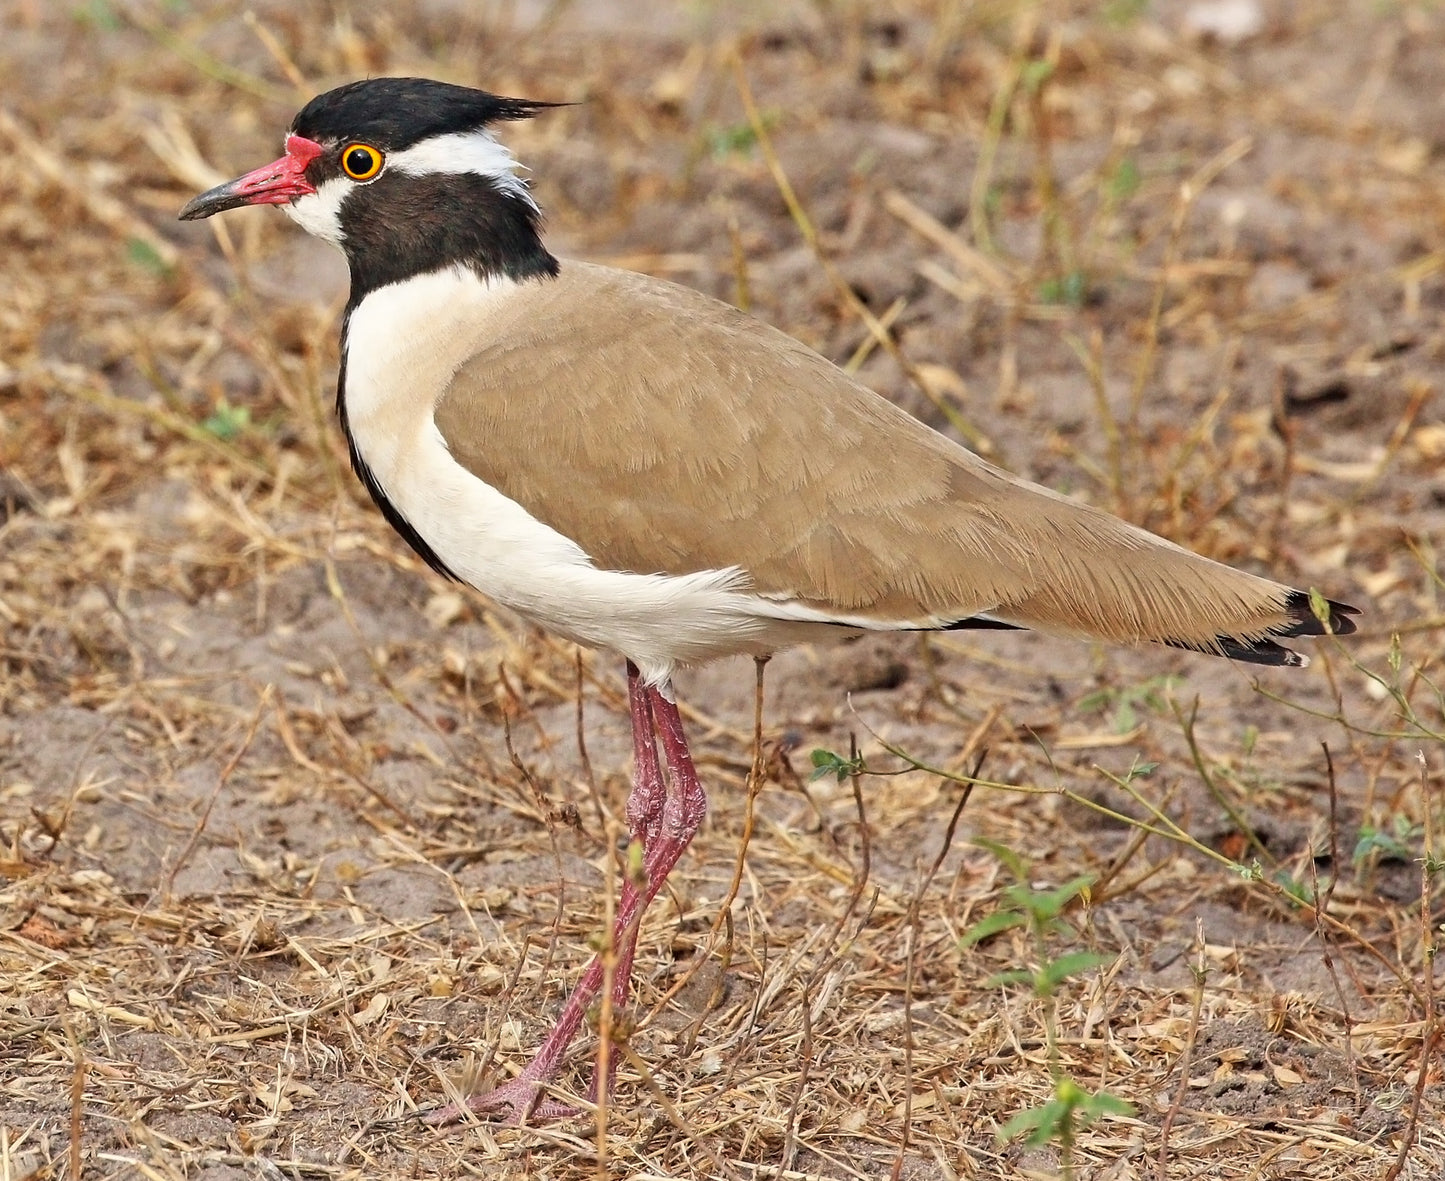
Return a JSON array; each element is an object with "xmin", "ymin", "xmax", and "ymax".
[{"xmin": 2, "ymin": 2, "xmax": 1441, "ymax": 1179}]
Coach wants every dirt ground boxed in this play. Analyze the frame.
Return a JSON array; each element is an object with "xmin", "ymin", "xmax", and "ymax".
[{"xmin": 2, "ymin": 1, "xmax": 1443, "ymax": 1178}]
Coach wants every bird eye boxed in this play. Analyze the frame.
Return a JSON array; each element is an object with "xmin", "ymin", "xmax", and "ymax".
[{"xmin": 341, "ymin": 143, "xmax": 384, "ymax": 180}]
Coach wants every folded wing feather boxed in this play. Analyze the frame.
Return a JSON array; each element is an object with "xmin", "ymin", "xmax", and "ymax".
[{"xmin": 434, "ymin": 261, "xmax": 1351, "ymax": 657}]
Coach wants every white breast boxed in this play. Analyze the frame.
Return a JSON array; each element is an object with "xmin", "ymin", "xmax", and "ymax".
[{"xmin": 341, "ymin": 266, "xmax": 800, "ymax": 683}]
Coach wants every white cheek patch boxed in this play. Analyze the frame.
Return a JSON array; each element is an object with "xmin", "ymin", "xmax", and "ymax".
[
  {"xmin": 281, "ymin": 176, "xmax": 351, "ymax": 246},
  {"xmin": 388, "ymin": 130, "xmax": 536, "ymax": 209}
]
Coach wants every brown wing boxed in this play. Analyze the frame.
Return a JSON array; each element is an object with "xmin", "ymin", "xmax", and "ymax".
[{"xmin": 434, "ymin": 261, "xmax": 1348, "ymax": 653}]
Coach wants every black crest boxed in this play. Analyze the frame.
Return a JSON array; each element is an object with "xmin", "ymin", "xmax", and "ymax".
[
  {"xmin": 292, "ymin": 77, "xmax": 563, "ymax": 150},
  {"xmin": 289, "ymin": 77, "xmax": 564, "ymax": 295}
]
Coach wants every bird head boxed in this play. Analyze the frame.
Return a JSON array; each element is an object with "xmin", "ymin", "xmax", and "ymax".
[{"xmin": 179, "ymin": 78, "xmax": 563, "ymax": 289}]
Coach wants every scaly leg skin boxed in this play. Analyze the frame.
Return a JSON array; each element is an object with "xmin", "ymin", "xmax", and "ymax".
[
  {"xmin": 582, "ymin": 664, "xmax": 667, "ymax": 1099},
  {"xmin": 624, "ymin": 661, "xmax": 666, "ymax": 850},
  {"xmin": 608, "ymin": 675, "xmax": 702, "ymax": 1002},
  {"xmin": 581, "ymin": 680, "xmax": 710, "ymax": 1103},
  {"xmin": 588, "ymin": 660, "xmax": 664, "ymax": 1022},
  {"xmin": 423, "ymin": 669, "xmax": 707, "ymax": 1126}
]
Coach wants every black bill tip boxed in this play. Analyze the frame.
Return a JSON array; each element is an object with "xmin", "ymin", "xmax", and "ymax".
[{"xmin": 178, "ymin": 181, "xmax": 249, "ymax": 221}]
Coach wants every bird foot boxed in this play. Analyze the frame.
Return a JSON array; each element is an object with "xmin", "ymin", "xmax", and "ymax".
[{"xmin": 421, "ymin": 1076, "xmax": 584, "ymax": 1127}]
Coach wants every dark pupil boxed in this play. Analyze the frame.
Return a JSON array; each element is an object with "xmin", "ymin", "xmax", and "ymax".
[{"xmin": 346, "ymin": 148, "xmax": 373, "ymax": 175}]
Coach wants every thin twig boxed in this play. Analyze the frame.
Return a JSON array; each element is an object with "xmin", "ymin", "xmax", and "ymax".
[
  {"xmin": 892, "ymin": 761, "xmax": 977, "ymax": 1180},
  {"xmin": 650, "ymin": 656, "xmax": 772, "ymax": 1027},
  {"xmin": 1382, "ymin": 751, "xmax": 1440, "ymax": 1181},
  {"xmin": 163, "ymin": 689, "xmax": 269, "ymax": 903},
  {"xmin": 620, "ymin": 1042, "xmax": 742, "ymax": 1181},
  {"xmin": 1314, "ymin": 743, "xmax": 1359, "ymax": 1108},
  {"xmin": 242, "ymin": 11, "xmax": 310, "ymax": 96},
  {"xmin": 499, "ymin": 686, "xmax": 566, "ymax": 997},
  {"xmin": 781, "ymin": 737, "xmax": 877, "ymax": 1178},
  {"xmin": 66, "ymin": 1012, "xmax": 84, "ymax": 1181},
  {"xmin": 1157, "ymin": 920, "xmax": 1208, "ymax": 1181},
  {"xmin": 877, "ymin": 736, "xmax": 1425, "ymax": 1000},
  {"xmin": 0, "ymin": 108, "xmax": 180, "ymax": 269},
  {"xmin": 1173, "ymin": 696, "xmax": 1272, "ymax": 867},
  {"xmin": 594, "ymin": 810, "xmax": 619, "ymax": 1181},
  {"xmin": 123, "ymin": 9, "xmax": 293, "ymax": 103}
]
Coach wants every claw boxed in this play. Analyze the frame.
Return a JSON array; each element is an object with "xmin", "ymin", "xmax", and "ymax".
[{"xmin": 423, "ymin": 1076, "xmax": 584, "ymax": 1127}]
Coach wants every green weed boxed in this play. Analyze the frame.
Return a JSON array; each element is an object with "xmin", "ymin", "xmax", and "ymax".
[
  {"xmin": 202, "ymin": 400, "xmax": 254, "ymax": 441},
  {"xmin": 962, "ymin": 841, "xmax": 1133, "ymax": 1176}
]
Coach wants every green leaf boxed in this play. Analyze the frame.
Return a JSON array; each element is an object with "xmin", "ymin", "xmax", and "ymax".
[
  {"xmin": 1108, "ymin": 157, "xmax": 1140, "ymax": 202},
  {"xmin": 625, "ymin": 838, "xmax": 646, "ymax": 888},
  {"xmin": 1000, "ymin": 1098, "xmax": 1068, "ymax": 1146},
  {"xmin": 1021, "ymin": 875, "xmax": 1094, "ymax": 921},
  {"xmin": 1037, "ymin": 269, "xmax": 1088, "ymax": 307},
  {"xmin": 809, "ymin": 748, "xmax": 864, "ymax": 783},
  {"xmin": 1353, "ymin": 817, "xmax": 1421, "ymax": 865},
  {"xmin": 1272, "ymin": 870, "xmax": 1313, "ymax": 906},
  {"xmin": 74, "ymin": 0, "xmax": 121, "ymax": 30},
  {"xmin": 202, "ymin": 400, "xmax": 252, "ymax": 441},
  {"xmin": 704, "ymin": 110, "xmax": 779, "ymax": 159},
  {"xmin": 999, "ymin": 1078, "xmax": 1135, "ymax": 1147},
  {"xmin": 707, "ymin": 123, "xmax": 757, "ymax": 158},
  {"xmin": 1038, "ymin": 950, "xmax": 1112, "ymax": 993},
  {"xmin": 1078, "ymin": 1089, "xmax": 1135, "ymax": 1122},
  {"xmin": 1020, "ymin": 59, "xmax": 1054, "ymax": 94},
  {"xmin": 960, "ymin": 910, "xmax": 1027, "ymax": 946},
  {"xmin": 984, "ymin": 968, "xmax": 1036, "ymax": 989},
  {"xmin": 1103, "ymin": 0, "xmax": 1147, "ymax": 27},
  {"xmin": 971, "ymin": 838, "xmax": 1028, "ymax": 882},
  {"xmin": 1055, "ymin": 1076, "xmax": 1085, "ymax": 1105},
  {"xmin": 126, "ymin": 237, "xmax": 172, "ymax": 276}
]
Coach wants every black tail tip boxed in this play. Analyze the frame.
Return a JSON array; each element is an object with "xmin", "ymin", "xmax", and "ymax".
[
  {"xmin": 1277, "ymin": 590, "xmax": 1361, "ymax": 639},
  {"xmin": 1173, "ymin": 590, "xmax": 1360, "ymax": 668},
  {"xmin": 1209, "ymin": 635, "xmax": 1308, "ymax": 667}
]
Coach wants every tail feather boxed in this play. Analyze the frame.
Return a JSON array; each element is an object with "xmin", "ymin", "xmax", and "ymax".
[
  {"xmin": 993, "ymin": 586, "xmax": 1359, "ymax": 667},
  {"xmin": 1272, "ymin": 590, "xmax": 1360, "ymax": 638},
  {"xmin": 1171, "ymin": 635, "xmax": 1306, "ymax": 667},
  {"xmin": 1181, "ymin": 589, "xmax": 1359, "ymax": 667}
]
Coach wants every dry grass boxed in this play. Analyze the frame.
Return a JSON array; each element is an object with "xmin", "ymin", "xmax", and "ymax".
[{"xmin": 2, "ymin": 1, "xmax": 1443, "ymax": 1178}]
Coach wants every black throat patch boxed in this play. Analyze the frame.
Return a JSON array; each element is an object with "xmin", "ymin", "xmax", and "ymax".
[{"xmin": 339, "ymin": 171, "xmax": 558, "ymax": 301}]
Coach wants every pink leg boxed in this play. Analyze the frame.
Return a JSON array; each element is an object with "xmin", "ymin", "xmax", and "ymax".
[
  {"xmin": 639, "ymin": 684, "xmax": 709, "ymax": 888},
  {"xmin": 424, "ymin": 670, "xmax": 707, "ymax": 1125},
  {"xmin": 598, "ymin": 665, "xmax": 665, "ymax": 1039},
  {"xmin": 581, "ymin": 683, "xmax": 710, "ymax": 1102},
  {"xmin": 624, "ymin": 661, "xmax": 666, "ymax": 856},
  {"xmin": 606, "ymin": 685, "xmax": 709, "ymax": 1010}
]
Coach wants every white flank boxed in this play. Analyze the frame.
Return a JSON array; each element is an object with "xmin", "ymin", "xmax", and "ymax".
[
  {"xmin": 282, "ymin": 176, "xmax": 350, "ymax": 246},
  {"xmin": 342, "ymin": 267, "xmax": 799, "ymax": 684},
  {"xmin": 389, "ymin": 130, "xmax": 536, "ymax": 209}
]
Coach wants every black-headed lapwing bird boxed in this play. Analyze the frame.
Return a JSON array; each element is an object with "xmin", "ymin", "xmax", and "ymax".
[{"xmin": 179, "ymin": 77, "xmax": 1358, "ymax": 1123}]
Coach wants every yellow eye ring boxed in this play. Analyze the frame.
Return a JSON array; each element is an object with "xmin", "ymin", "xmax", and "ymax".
[{"xmin": 341, "ymin": 143, "xmax": 384, "ymax": 181}]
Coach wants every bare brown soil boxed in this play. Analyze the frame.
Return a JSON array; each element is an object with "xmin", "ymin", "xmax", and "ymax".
[{"xmin": 1, "ymin": 1, "xmax": 1442, "ymax": 1178}]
